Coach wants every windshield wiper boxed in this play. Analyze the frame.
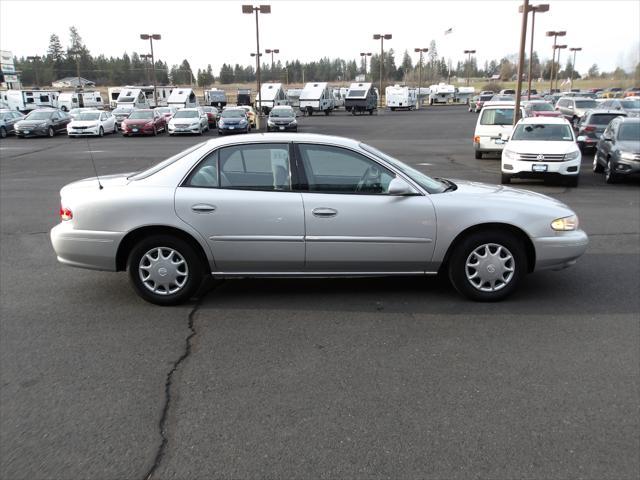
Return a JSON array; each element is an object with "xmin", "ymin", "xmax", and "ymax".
[{"xmin": 435, "ymin": 177, "xmax": 457, "ymax": 192}]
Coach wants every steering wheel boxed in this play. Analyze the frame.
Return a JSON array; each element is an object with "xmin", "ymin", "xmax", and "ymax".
[{"xmin": 356, "ymin": 165, "xmax": 381, "ymax": 193}]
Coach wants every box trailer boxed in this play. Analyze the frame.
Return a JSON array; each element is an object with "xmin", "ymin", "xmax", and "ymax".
[
  {"xmin": 204, "ymin": 89, "xmax": 227, "ymax": 108},
  {"xmin": 429, "ymin": 83, "xmax": 456, "ymax": 104},
  {"xmin": 237, "ymin": 89, "xmax": 252, "ymax": 106},
  {"xmin": 116, "ymin": 88, "xmax": 150, "ymax": 109},
  {"xmin": 167, "ymin": 88, "xmax": 198, "ymax": 109},
  {"xmin": 286, "ymin": 88, "xmax": 302, "ymax": 108},
  {"xmin": 345, "ymin": 82, "xmax": 377, "ymax": 115},
  {"xmin": 455, "ymin": 86, "xmax": 475, "ymax": 104},
  {"xmin": 3, "ymin": 89, "xmax": 60, "ymax": 112},
  {"xmin": 256, "ymin": 82, "xmax": 287, "ymax": 114},
  {"xmin": 58, "ymin": 91, "xmax": 104, "ymax": 111},
  {"xmin": 299, "ymin": 82, "xmax": 334, "ymax": 116},
  {"xmin": 385, "ymin": 84, "xmax": 417, "ymax": 110}
]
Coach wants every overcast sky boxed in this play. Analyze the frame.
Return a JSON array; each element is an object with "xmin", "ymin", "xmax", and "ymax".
[{"xmin": 1, "ymin": 0, "xmax": 639, "ymax": 76}]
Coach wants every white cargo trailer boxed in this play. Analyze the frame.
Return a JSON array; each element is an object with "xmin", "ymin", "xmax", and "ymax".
[
  {"xmin": 116, "ymin": 88, "xmax": 149, "ymax": 109},
  {"xmin": 429, "ymin": 83, "xmax": 456, "ymax": 104},
  {"xmin": 385, "ymin": 85, "xmax": 417, "ymax": 110},
  {"xmin": 108, "ymin": 87, "xmax": 123, "ymax": 108},
  {"xmin": 299, "ymin": 82, "xmax": 334, "ymax": 115},
  {"xmin": 455, "ymin": 86, "xmax": 475, "ymax": 104},
  {"xmin": 256, "ymin": 83, "xmax": 287, "ymax": 114},
  {"xmin": 58, "ymin": 91, "xmax": 104, "ymax": 111},
  {"xmin": 167, "ymin": 88, "xmax": 198, "ymax": 109},
  {"xmin": 3, "ymin": 89, "xmax": 60, "ymax": 112}
]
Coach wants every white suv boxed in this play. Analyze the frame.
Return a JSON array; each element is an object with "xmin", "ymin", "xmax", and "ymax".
[
  {"xmin": 501, "ymin": 117, "xmax": 581, "ymax": 187},
  {"xmin": 473, "ymin": 102, "xmax": 526, "ymax": 159}
]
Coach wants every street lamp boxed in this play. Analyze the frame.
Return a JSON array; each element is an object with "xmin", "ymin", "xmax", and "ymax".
[
  {"xmin": 265, "ymin": 48, "xmax": 279, "ymax": 82},
  {"xmin": 569, "ymin": 47, "xmax": 582, "ymax": 90},
  {"xmin": 414, "ymin": 48, "xmax": 428, "ymax": 109},
  {"xmin": 140, "ymin": 53, "xmax": 152, "ymax": 84},
  {"xmin": 68, "ymin": 50, "xmax": 83, "ymax": 90},
  {"xmin": 26, "ymin": 55, "xmax": 41, "ymax": 88},
  {"xmin": 243, "ymin": 4, "xmax": 271, "ymax": 126},
  {"xmin": 513, "ymin": 0, "xmax": 529, "ymax": 126},
  {"xmin": 522, "ymin": 3, "xmax": 549, "ymax": 99},
  {"xmin": 360, "ymin": 52, "xmax": 372, "ymax": 80},
  {"xmin": 463, "ymin": 49, "xmax": 476, "ymax": 86},
  {"xmin": 373, "ymin": 33, "xmax": 392, "ymax": 108},
  {"xmin": 140, "ymin": 33, "xmax": 161, "ymax": 106},
  {"xmin": 546, "ymin": 30, "xmax": 566, "ymax": 93},
  {"xmin": 554, "ymin": 44, "xmax": 567, "ymax": 91}
]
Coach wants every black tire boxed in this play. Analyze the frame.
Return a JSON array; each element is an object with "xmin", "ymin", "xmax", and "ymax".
[
  {"xmin": 127, "ymin": 234, "xmax": 205, "ymax": 306},
  {"xmin": 501, "ymin": 173, "xmax": 511, "ymax": 184},
  {"xmin": 0, "ymin": 127, "xmax": 6, "ymax": 138},
  {"xmin": 391, "ymin": 107, "xmax": 396, "ymax": 112},
  {"xmin": 98, "ymin": 126, "xmax": 104, "ymax": 137},
  {"xmin": 369, "ymin": 109, "xmax": 373, "ymax": 115},
  {"xmin": 475, "ymin": 151, "xmax": 483, "ymax": 159},
  {"xmin": 604, "ymin": 160, "xmax": 618, "ymax": 184},
  {"xmin": 48, "ymin": 127, "xmax": 55, "ymax": 137},
  {"xmin": 448, "ymin": 230, "xmax": 526, "ymax": 302},
  {"xmin": 592, "ymin": 155, "xmax": 604, "ymax": 173},
  {"xmin": 565, "ymin": 175, "xmax": 579, "ymax": 187}
]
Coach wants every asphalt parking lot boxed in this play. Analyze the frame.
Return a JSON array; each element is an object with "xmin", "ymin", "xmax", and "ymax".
[{"xmin": 1, "ymin": 106, "xmax": 639, "ymax": 479}]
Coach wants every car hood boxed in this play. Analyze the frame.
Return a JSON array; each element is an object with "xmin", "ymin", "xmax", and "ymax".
[
  {"xmin": 269, "ymin": 116, "xmax": 295, "ymax": 122},
  {"xmin": 617, "ymin": 140, "xmax": 640, "ymax": 153},
  {"xmin": 123, "ymin": 119, "xmax": 152, "ymax": 125},
  {"xmin": 505, "ymin": 140, "xmax": 577, "ymax": 154},
  {"xmin": 17, "ymin": 119, "xmax": 51, "ymax": 127},
  {"xmin": 532, "ymin": 111, "xmax": 563, "ymax": 117},
  {"xmin": 69, "ymin": 120, "xmax": 99, "ymax": 127},
  {"xmin": 170, "ymin": 117, "xmax": 199, "ymax": 124}
]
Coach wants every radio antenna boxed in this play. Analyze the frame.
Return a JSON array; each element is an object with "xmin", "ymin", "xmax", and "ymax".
[{"xmin": 86, "ymin": 137, "xmax": 103, "ymax": 190}]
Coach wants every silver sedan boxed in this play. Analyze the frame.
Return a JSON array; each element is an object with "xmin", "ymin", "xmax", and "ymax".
[{"xmin": 50, "ymin": 133, "xmax": 588, "ymax": 305}]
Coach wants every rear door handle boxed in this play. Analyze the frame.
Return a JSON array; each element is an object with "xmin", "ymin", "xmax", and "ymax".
[
  {"xmin": 191, "ymin": 204, "xmax": 216, "ymax": 213},
  {"xmin": 312, "ymin": 207, "xmax": 338, "ymax": 218}
]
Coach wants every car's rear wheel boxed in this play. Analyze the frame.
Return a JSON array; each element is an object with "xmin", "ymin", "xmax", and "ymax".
[
  {"xmin": 475, "ymin": 151, "xmax": 483, "ymax": 159},
  {"xmin": 0, "ymin": 127, "xmax": 7, "ymax": 138},
  {"xmin": 127, "ymin": 235, "xmax": 204, "ymax": 306},
  {"xmin": 448, "ymin": 230, "xmax": 525, "ymax": 302}
]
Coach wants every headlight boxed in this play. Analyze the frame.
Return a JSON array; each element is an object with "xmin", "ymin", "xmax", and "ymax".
[
  {"xmin": 551, "ymin": 215, "xmax": 579, "ymax": 231},
  {"xmin": 620, "ymin": 151, "xmax": 637, "ymax": 161},
  {"xmin": 239, "ymin": 119, "xmax": 247, "ymax": 124},
  {"xmin": 564, "ymin": 151, "xmax": 580, "ymax": 161},
  {"xmin": 290, "ymin": 119, "xmax": 297, "ymax": 125},
  {"xmin": 503, "ymin": 149, "xmax": 519, "ymax": 160},
  {"xmin": 267, "ymin": 119, "xmax": 275, "ymax": 126},
  {"xmin": 218, "ymin": 119, "xmax": 225, "ymax": 126}
]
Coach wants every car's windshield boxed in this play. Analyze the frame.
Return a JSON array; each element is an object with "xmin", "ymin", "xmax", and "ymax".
[
  {"xmin": 360, "ymin": 143, "xmax": 447, "ymax": 194},
  {"xmin": 112, "ymin": 108, "xmax": 130, "ymax": 115},
  {"xmin": 222, "ymin": 110, "xmax": 245, "ymax": 118},
  {"xmin": 618, "ymin": 123, "xmax": 640, "ymax": 141},
  {"xmin": 511, "ymin": 123, "xmax": 574, "ymax": 141},
  {"xmin": 25, "ymin": 111, "xmax": 53, "ymax": 120},
  {"xmin": 480, "ymin": 95, "xmax": 493, "ymax": 101},
  {"xmin": 480, "ymin": 108, "xmax": 514, "ymax": 125},
  {"xmin": 127, "ymin": 111, "xmax": 153, "ymax": 120},
  {"xmin": 156, "ymin": 108, "xmax": 171, "ymax": 114},
  {"xmin": 530, "ymin": 102, "xmax": 554, "ymax": 111},
  {"xmin": 174, "ymin": 110, "xmax": 198, "ymax": 118},
  {"xmin": 129, "ymin": 142, "xmax": 205, "ymax": 180},
  {"xmin": 621, "ymin": 100, "xmax": 640, "ymax": 109},
  {"xmin": 270, "ymin": 108, "xmax": 293, "ymax": 117},
  {"xmin": 69, "ymin": 108, "xmax": 84, "ymax": 115},
  {"xmin": 589, "ymin": 114, "xmax": 624, "ymax": 125},
  {"xmin": 575, "ymin": 100, "xmax": 597, "ymax": 109},
  {"xmin": 76, "ymin": 112, "xmax": 101, "ymax": 121}
]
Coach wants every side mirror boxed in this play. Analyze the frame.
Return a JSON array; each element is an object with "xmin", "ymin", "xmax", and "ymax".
[
  {"xmin": 603, "ymin": 136, "xmax": 613, "ymax": 142},
  {"xmin": 388, "ymin": 177, "xmax": 416, "ymax": 195}
]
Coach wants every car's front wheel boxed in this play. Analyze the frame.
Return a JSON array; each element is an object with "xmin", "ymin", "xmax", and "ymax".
[
  {"xmin": 127, "ymin": 235, "xmax": 204, "ymax": 306},
  {"xmin": 448, "ymin": 230, "xmax": 526, "ymax": 302},
  {"xmin": 500, "ymin": 173, "xmax": 511, "ymax": 184},
  {"xmin": 48, "ymin": 127, "xmax": 55, "ymax": 137},
  {"xmin": 605, "ymin": 159, "xmax": 618, "ymax": 184},
  {"xmin": 592, "ymin": 155, "xmax": 604, "ymax": 173}
]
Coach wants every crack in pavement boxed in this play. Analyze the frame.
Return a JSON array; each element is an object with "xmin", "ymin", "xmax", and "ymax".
[{"xmin": 143, "ymin": 279, "xmax": 224, "ymax": 480}]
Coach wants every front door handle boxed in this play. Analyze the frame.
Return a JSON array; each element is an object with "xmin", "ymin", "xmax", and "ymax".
[
  {"xmin": 312, "ymin": 207, "xmax": 338, "ymax": 218},
  {"xmin": 191, "ymin": 204, "xmax": 216, "ymax": 213}
]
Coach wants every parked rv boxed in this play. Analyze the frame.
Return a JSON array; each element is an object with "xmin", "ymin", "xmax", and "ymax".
[
  {"xmin": 256, "ymin": 82, "xmax": 287, "ymax": 114},
  {"xmin": 237, "ymin": 89, "xmax": 252, "ymax": 106},
  {"xmin": 116, "ymin": 88, "xmax": 150, "ymax": 110},
  {"xmin": 345, "ymin": 82, "xmax": 378, "ymax": 115},
  {"xmin": 429, "ymin": 83, "xmax": 456, "ymax": 104},
  {"xmin": 108, "ymin": 87, "xmax": 123, "ymax": 109},
  {"xmin": 299, "ymin": 82, "xmax": 335, "ymax": 116},
  {"xmin": 204, "ymin": 89, "xmax": 227, "ymax": 108},
  {"xmin": 143, "ymin": 86, "xmax": 173, "ymax": 107},
  {"xmin": 286, "ymin": 88, "xmax": 302, "ymax": 108},
  {"xmin": 456, "ymin": 86, "xmax": 476, "ymax": 104},
  {"xmin": 58, "ymin": 91, "xmax": 104, "ymax": 112},
  {"xmin": 385, "ymin": 85, "xmax": 417, "ymax": 110},
  {"xmin": 167, "ymin": 88, "xmax": 198, "ymax": 109},
  {"xmin": 2, "ymin": 90, "xmax": 60, "ymax": 112}
]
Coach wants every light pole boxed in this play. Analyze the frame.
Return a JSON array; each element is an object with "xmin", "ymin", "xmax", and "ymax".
[
  {"xmin": 522, "ymin": 3, "xmax": 549, "ymax": 99},
  {"xmin": 546, "ymin": 30, "xmax": 566, "ymax": 93},
  {"xmin": 243, "ymin": 4, "xmax": 271, "ymax": 127},
  {"xmin": 373, "ymin": 33, "xmax": 392, "ymax": 108},
  {"xmin": 68, "ymin": 50, "xmax": 82, "ymax": 90},
  {"xmin": 26, "ymin": 55, "xmax": 41, "ymax": 87},
  {"xmin": 463, "ymin": 49, "xmax": 476, "ymax": 86},
  {"xmin": 360, "ymin": 52, "xmax": 372, "ymax": 80},
  {"xmin": 569, "ymin": 47, "xmax": 582, "ymax": 90},
  {"xmin": 554, "ymin": 44, "xmax": 567, "ymax": 91},
  {"xmin": 140, "ymin": 53, "xmax": 152, "ymax": 85},
  {"xmin": 140, "ymin": 34, "xmax": 161, "ymax": 106},
  {"xmin": 513, "ymin": 0, "xmax": 529, "ymax": 126},
  {"xmin": 250, "ymin": 52, "xmax": 263, "ymax": 107},
  {"xmin": 265, "ymin": 48, "xmax": 279, "ymax": 82},
  {"xmin": 414, "ymin": 48, "xmax": 428, "ymax": 109}
]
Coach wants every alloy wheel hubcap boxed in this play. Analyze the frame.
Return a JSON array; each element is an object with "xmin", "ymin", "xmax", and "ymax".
[
  {"xmin": 465, "ymin": 243, "xmax": 515, "ymax": 292},
  {"xmin": 139, "ymin": 247, "xmax": 189, "ymax": 295}
]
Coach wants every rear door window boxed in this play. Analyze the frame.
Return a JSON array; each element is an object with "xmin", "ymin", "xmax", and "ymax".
[{"xmin": 480, "ymin": 108, "xmax": 514, "ymax": 125}]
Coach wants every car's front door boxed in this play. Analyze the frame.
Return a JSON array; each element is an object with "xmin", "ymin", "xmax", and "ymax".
[
  {"xmin": 295, "ymin": 143, "xmax": 437, "ymax": 272},
  {"xmin": 175, "ymin": 142, "xmax": 305, "ymax": 272}
]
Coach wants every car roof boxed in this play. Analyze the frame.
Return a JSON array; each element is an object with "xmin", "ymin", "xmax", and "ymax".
[
  {"xmin": 483, "ymin": 101, "xmax": 516, "ymax": 107},
  {"xmin": 559, "ymin": 96, "xmax": 594, "ymax": 101},
  {"xmin": 617, "ymin": 117, "xmax": 640, "ymax": 123},
  {"xmin": 518, "ymin": 116, "xmax": 570, "ymax": 125},
  {"xmin": 585, "ymin": 109, "xmax": 628, "ymax": 115},
  {"xmin": 203, "ymin": 132, "xmax": 360, "ymax": 149}
]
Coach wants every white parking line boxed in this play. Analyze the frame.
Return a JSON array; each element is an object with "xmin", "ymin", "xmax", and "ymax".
[{"xmin": 416, "ymin": 162, "xmax": 432, "ymax": 166}]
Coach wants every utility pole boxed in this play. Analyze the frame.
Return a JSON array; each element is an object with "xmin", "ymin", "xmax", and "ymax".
[
  {"xmin": 26, "ymin": 56, "xmax": 41, "ymax": 87},
  {"xmin": 546, "ymin": 30, "xmax": 566, "ymax": 93},
  {"xmin": 243, "ymin": 4, "xmax": 271, "ymax": 128},
  {"xmin": 522, "ymin": 3, "xmax": 549, "ymax": 99},
  {"xmin": 569, "ymin": 47, "xmax": 582, "ymax": 90},
  {"xmin": 373, "ymin": 33, "xmax": 392, "ymax": 108},
  {"xmin": 140, "ymin": 53, "xmax": 152, "ymax": 85},
  {"xmin": 360, "ymin": 52, "xmax": 372, "ymax": 80},
  {"xmin": 513, "ymin": 0, "xmax": 529, "ymax": 125},
  {"xmin": 414, "ymin": 48, "xmax": 428, "ymax": 109},
  {"xmin": 265, "ymin": 48, "xmax": 279, "ymax": 82},
  {"xmin": 464, "ymin": 49, "xmax": 476, "ymax": 86},
  {"xmin": 140, "ymin": 34, "xmax": 161, "ymax": 106},
  {"xmin": 554, "ymin": 44, "xmax": 567, "ymax": 91}
]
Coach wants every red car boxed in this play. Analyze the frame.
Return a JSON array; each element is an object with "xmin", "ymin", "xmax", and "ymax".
[
  {"xmin": 201, "ymin": 106, "xmax": 218, "ymax": 127},
  {"xmin": 523, "ymin": 100, "xmax": 563, "ymax": 118},
  {"xmin": 121, "ymin": 109, "xmax": 166, "ymax": 136}
]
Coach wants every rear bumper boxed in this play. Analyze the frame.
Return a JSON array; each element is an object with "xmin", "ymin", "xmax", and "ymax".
[
  {"xmin": 50, "ymin": 222, "xmax": 123, "ymax": 271},
  {"xmin": 533, "ymin": 230, "xmax": 589, "ymax": 271}
]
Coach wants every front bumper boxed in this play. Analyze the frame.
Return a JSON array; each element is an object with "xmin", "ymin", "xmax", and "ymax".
[
  {"xmin": 121, "ymin": 125, "xmax": 155, "ymax": 135},
  {"xmin": 267, "ymin": 122, "xmax": 297, "ymax": 131},
  {"xmin": 168, "ymin": 124, "xmax": 201, "ymax": 134},
  {"xmin": 15, "ymin": 126, "xmax": 48, "ymax": 137},
  {"xmin": 68, "ymin": 127, "xmax": 100, "ymax": 136},
  {"xmin": 502, "ymin": 157, "xmax": 581, "ymax": 177},
  {"xmin": 218, "ymin": 124, "xmax": 248, "ymax": 134},
  {"xmin": 533, "ymin": 230, "xmax": 589, "ymax": 271},
  {"xmin": 611, "ymin": 158, "xmax": 640, "ymax": 176},
  {"xmin": 50, "ymin": 222, "xmax": 124, "ymax": 271}
]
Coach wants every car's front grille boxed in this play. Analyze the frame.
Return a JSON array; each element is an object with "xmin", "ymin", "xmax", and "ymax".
[
  {"xmin": 73, "ymin": 126, "xmax": 89, "ymax": 130},
  {"xmin": 518, "ymin": 153, "xmax": 566, "ymax": 162},
  {"xmin": 176, "ymin": 124, "xmax": 190, "ymax": 128}
]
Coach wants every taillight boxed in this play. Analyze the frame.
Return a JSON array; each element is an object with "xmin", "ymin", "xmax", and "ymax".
[
  {"xmin": 584, "ymin": 126, "xmax": 596, "ymax": 132},
  {"xmin": 60, "ymin": 206, "xmax": 73, "ymax": 221},
  {"xmin": 473, "ymin": 135, "xmax": 480, "ymax": 144}
]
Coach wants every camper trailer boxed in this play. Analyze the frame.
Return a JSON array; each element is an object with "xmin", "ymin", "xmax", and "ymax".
[
  {"xmin": 455, "ymin": 86, "xmax": 475, "ymax": 104},
  {"xmin": 3, "ymin": 90, "xmax": 60, "ymax": 112},
  {"xmin": 167, "ymin": 88, "xmax": 198, "ymax": 109},
  {"xmin": 58, "ymin": 91, "xmax": 104, "ymax": 111},
  {"xmin": 140, "ymin": 86, "xmax": 173, "ymax": 107},
  {"xmin": 108, "ymin": 87, "xmax": 123, "ymax": 109},
  {"xmin": 429, "ymin": 83, "xmax": 456, "ymax": 104},
  {"xmin": 385, "ymin": 85, "xmax": 417, "ymax": 110},
  {"xmin": 299, "ymin": 82, "xmax": 334, "ymax": 115},
  {"xmin": 256, "ymin": 83, "xmax": 287, "ymax": 114},
  {"xmin": 204, "ymin": 89, "xmax": 227, "ymax": 108},
  {"xmin": 344, "ymin": 82, "xmax": 377, "ymax": 115},
  {"xmin": 332, "ymin": 88, "xmax": 345, "ymax": 109},
  {"xmin": 286, "ymin": 88, "xmax": 302, "ymax": 108},
  {"xmin": 116, "ymin": 88, "xmax": 150, "ymax": 110},
  {"xmin": 237, "ymin": 89, "xmax": 252, "ymax": 106}
]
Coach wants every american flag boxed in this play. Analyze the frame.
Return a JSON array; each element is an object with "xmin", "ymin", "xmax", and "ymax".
[{"xmin": 444, "ymin": 27, "xmax": 453, "ymax": 35}]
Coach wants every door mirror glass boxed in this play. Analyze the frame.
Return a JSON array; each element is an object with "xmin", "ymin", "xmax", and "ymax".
[{"xmin": 387, "ymin": 177, "xmax": 416, "ymax": 195}]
